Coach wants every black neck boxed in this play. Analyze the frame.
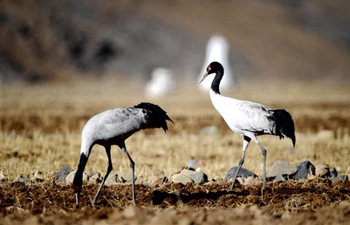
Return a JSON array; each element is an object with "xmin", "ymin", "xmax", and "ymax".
[{"xmin": 211, "ymin": 70, "xmax": 223, "ymax": 94}]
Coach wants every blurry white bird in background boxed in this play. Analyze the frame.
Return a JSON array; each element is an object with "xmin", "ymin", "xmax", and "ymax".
[
  {"xmin": 145, "ymin": 68, "xmax": 175, "ymax": 98},
  {"xmin": 198, "ymin": 34, "xmax": 235, "ymax": 92}
]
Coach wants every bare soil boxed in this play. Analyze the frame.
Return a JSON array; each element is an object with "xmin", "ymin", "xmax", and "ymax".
[{"xmin": 1, "ymin": 179, "xmax": 350, "ymax": 225}]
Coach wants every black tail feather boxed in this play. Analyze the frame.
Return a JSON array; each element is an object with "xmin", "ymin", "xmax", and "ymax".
[
  {"xmin": 135, "ymin": 102, "xmax": 173, "ymax": 132},
  {"xmin": 271, "ymin": 109, "xmax": 296, "ymax": 147}
]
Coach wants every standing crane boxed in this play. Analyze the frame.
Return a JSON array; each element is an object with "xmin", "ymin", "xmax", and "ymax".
[
  {"xmin": 199, "ymin": 61, "xmax": 295, "ymax": 195},
  {"xmin": 72, "ymin": 102, "xmax": 173, "ymax": 205}
]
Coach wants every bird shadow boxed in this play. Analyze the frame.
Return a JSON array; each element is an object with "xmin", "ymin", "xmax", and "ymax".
[{"xmin": 152, "ymin": 189, "xmax": 249, "ymax": 206}]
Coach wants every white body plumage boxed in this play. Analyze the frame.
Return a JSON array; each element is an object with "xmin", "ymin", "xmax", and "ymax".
[{"xmin": 209, "ymin": 89, "xmax": 275, "ymax": 138}]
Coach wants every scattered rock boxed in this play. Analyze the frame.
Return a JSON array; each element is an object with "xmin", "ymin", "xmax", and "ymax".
[
  {"xmin": 152, "ymin": 177, "xmax": 168, "ymax": 186},
  {"xmin": 65, "ymin": 170, "xmax": 88, "ymax": 184},
  {"xmin": 330, "ymin": 168, "xmax": 338, "ymax": 177},
  {"xmin": 307, "ymin": 174, "xmax": 317, "ymax": 180},
  {"xmin": 330, "ymin": 174, "xmax": 349, "ymax": 182},
  {"xmin": 55, "ymin": 166, "xmax": 74, "ymax": 182},
  {"xmin": 105, "ymin": 173, "xmax": 119, "ymax": 185},
  {"xmin": 243, "ymin": 176, "xmax": 260, "ymax": 185},
  {"xmin": 151, "ymin": 170, "xmax": 168, "ymax": 185},
  {"xmin": 274, "ymin": 174, "xmax": 286, "ymax": 182},
  {"xmin": 315, "ymin": 164, "xmax": 330, "ymax": 177},
  {"xmin": 5, "ymin": 160, "xmax": 344, "ymax": 188},
  {"xmin": 88, "ymin": 172, "xmax": 102, "ymax": 183},
  {"xmin": 178, "ymin": 169, "xmax": 208, "ymax": 184},
  {"xmin": 191, "ymin": 171, "xmax": 208, "ymax": 184},
  {"xmin": 120, "ymin": 174, "xmax": 136, "ymax": 183},
  {"xmin": 266, "ymin": 160, "xmax": 297, "ymax": 178},
  {"xmin": 170, "ymin": 173, "xmax": 193, "ymax": 184},
  {"xmin": 236, "ymin": 177, "xmax": 244, "ymax": 185},
  {"xmin": 292, "ymin": 161, "xmax": 315, "ymax": 180},
  {"xmin": 151, "ymin": 171, "xmax": 166, "ymax": 183},
  {"xmin": 16, "ymin": 175, "xmax": 33, "ymax": 183},
  {"xmin": 180, "ymin": 169, "xmax": 196, "ymax": 178},
  {"xmin": 225, "ymin": 166, "xmax": 257, "ymax": 181}
]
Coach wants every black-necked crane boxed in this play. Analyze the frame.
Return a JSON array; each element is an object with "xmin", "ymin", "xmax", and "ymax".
[
  {"xmin": 199, "ymin": 61, "xmax": 295, "ymax": 195},
  {"xmin": 72, "ymin": 102, "xmax": 173, "ymax": 205}
]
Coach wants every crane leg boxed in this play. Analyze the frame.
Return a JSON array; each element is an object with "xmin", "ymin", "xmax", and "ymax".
[
  {"xmin": 256, "ymin": 141, "xmax": 267, "ymax": 195},
  {"xmin": 120, "ymin": 143, "xmax": 136, "ymax": 203},
  {"xmin": 230, "ymin": 136, "xmax": 250, "ymax": 191},
  {"xmin": 91, "ymin": 146, "xmax": 112, "ymax": 204}
]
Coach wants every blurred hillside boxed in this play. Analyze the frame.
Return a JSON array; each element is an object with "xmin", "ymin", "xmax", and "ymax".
[{"xmin": 1, "ymin": 0, "xmax": 350, "ymax": 84}]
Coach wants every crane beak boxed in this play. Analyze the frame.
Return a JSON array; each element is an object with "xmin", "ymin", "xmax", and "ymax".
[{"xmin": 199, "ymin": 72, "xmax": 209, "ymax": 84}]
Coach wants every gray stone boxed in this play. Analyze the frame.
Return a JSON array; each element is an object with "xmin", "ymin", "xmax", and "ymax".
[
  {"xmin": 330, "ymin": 174, "xmax": 349, "ymax": 182},
  {"xmin": 55, "ymin": 166, "xmax": 74, "ymax": 182},
  {"xmin": 315, "ymin": 164, "xmax": 330, "ymax": 177},
  {"xmin": 180, "ymin": 169, "xmax": 196, "ymax": 178},
  {"xmin": 16, "ymin": 175, "xmax": 33, "ymax": 183},
  {"xmin": 88, "ymin": 172, "xmax": 102, "ymax": 183},
  {"xmin": 105, "ymin": 173, "xmax": 119, "ymax": 185},
  {"xmin": 236, "ymin": 177, "xmax": 244, "ymax": 185},
  {"xmin": 191, "ymin": 172, "xmax": 208, "ymax": 184},
  {"xmin": 243, "ymin": 176, "xmax": 260, "ymax": 185},
  {"xmin": 330, "ymin": 168, "xmax": 338, "ymax": 178},
  {"xmin": 292, "ymin": 161, "xmax": 315, "ymax": 180},
  {"xmin": 151, "ymin": 170, "xmax": 166, "ymax": 183},
  {"xmin": 65, "ymin": 170, "xmax": 88, "ymax": 184},
  {"xmin": 120, "ymin": 173, "xmax": 136, "ymax": 183},
  {"xmin": 170, "ymin": 173, "xmax": 193, "ymax": 184},
  {"xmin": 274, "ymin": 174, "xmax": 286, "ymax": 182},
  {"xmin": 266, "ymin": 160, "xmax": 297, "ymax": 178},
  {"xmin": 225, "ymin": 166, "xmax": 257, "ymax": 180}
]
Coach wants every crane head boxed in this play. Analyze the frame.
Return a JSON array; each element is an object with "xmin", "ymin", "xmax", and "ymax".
[{"xmin": 199, "ymin": 61, "xmax": 223, "ymax": 84}]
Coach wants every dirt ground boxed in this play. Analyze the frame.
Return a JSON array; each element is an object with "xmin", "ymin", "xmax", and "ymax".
[{"xmin": 1, "ymin": 179, "xmax": 350, "ymax": 225}]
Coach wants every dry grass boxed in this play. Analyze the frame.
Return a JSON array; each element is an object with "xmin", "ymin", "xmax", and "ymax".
[{"xmin": 1, "ymin": 77, "xmax": 350, "ymax": 182}]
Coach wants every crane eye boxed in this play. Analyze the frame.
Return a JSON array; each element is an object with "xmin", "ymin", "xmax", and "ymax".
[{"xmin": 207, "ymin": 66, "xmax": 211, "ymax": 71}]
